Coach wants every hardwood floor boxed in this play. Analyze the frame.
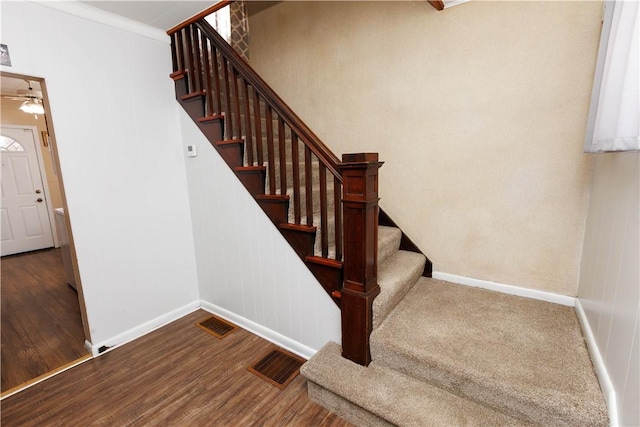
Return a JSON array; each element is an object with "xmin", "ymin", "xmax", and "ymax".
[
  {"xmin": 0, "ymin": 310, "xmax": 352, "ymax": 426},
  {"xmin": 1, "ymin": 248, "xmax": 88, "ymax": 392}
]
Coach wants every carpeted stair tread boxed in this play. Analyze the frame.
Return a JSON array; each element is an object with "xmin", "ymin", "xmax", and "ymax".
[
  {"xmin": 301, "ymin": 342, "xmax": 525, "ymax": 427},
  {"xmin": 370, "ymin": 278, "xmax": 609, "ymax": 426},
  {"xmin": 377, "ymin": 226, "xmax": 402, "ymax": 265},
  {"xmin": 373, "ymin": 251, "xmax": 426, "ymax": 330}
]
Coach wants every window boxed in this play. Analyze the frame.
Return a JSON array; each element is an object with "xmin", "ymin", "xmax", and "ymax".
[{"xmin": 0, "ymin": 135, "xmax": 25, "ymax": 152}]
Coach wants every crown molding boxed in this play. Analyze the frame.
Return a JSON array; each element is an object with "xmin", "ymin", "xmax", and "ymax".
[{"xmin": 31, "ymin": 0, "xmax": 170, "ymax": 44}]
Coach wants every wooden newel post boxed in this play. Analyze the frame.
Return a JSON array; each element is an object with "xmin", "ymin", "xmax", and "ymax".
[{"xmin": 338, "ymin": 153, "xmax": 383, "ymax": 366}]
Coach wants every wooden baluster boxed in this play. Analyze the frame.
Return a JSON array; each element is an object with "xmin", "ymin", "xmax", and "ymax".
[
  {"xmin": 176, "ymin": 30, "xmax": 185, "ymax": 72},
  {"xmin": 170, "ymin": 33, "xmax": 179, "ymax": 73},
  {"xmin": 232, "ymin": 67, "xmax": 242, "ymax": 138},
  {"xmin": 253, "ymin": 92, "xmax": 263, "ymax": 166},
  {"xmin": 304, "ymin": 145, "xmax": 313, "ymax": 226},
  {"xmin": 184, "ymin": 27, "xmax": 196, "ymax": 93},
  {"xmin": 291, "ymin": 134, "xmax": 301, "ymax": 224},
  {"xmin": 201, "ymin": 36, "xmax": 213, "ymax": 117},
  {"xmin": 265, "ymin": 106, "xmax": 276, "ymax": 194},
  {"xmin": 221, "ymin": 57, "xmax": 232, "ymax": 138},
  {"xmin": 338, "ymin": 153, "xmax": 383, "ymax": 366},
  {"xmin": 211, "ymin": 45, "xmax": 223, "ymax": 115},
  {"xmin": 334, "ymin": 176, "xmax": 342, "ymax": 261},
  {"xmin": 278, "ymin": 118, "xmax": 287, "ymax": 196},
  {"xmin": 192, "ymin": 26, "xmax": 202, "ymax": 92},
  {"xmin": 319, "ymin": 162, "xmax": 328, "ymax": 257},
  {"xmin": 243, "ymin": 81, "xmax": 254, "ymax": 166}
]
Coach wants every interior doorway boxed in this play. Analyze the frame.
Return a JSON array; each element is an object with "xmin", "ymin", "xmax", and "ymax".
[{"xmin": 0, "ymin": 72, "xmax": 90, "ymax": 396}]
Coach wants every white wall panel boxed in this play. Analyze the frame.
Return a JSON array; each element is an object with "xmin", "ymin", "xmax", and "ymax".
[
  {"xmin": 178, "ymin": 109, "xmax": 341, "ymax": 354},
  {"xmin": 578, "ymin": 152, "xmax": 640, "ymax": 427},
  {"xmin": 1, "ymin": 2, "xmax": 200, "ymax": 346}
]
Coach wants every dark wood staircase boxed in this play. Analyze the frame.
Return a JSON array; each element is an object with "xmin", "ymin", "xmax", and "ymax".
[{"xmin": 167, "ymin": 5, "xmax": 432, "ymax": 366}]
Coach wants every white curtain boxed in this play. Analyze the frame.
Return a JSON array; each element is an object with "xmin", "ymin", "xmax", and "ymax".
[{"xmin": 585, "ymin": 1, "xmax": 639, "ymax": 153}]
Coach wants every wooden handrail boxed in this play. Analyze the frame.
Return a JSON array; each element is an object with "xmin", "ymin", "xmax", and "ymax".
[
  {"xmin": 167, "ymin": 1, "xmax": 233, "ymax": 35},
  {"xmin": 194, "ymin": 19, "xmax": 343, "ymax": 180}
]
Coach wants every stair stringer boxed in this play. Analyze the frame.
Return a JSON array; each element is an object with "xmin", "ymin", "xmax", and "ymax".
[{"xmin": 177, "ymin": 106, "xmax": 341, "ymax": 356}]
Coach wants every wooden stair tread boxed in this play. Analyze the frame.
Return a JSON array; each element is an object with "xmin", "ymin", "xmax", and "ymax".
[
  {"xmin": 198, "ymin": 114, "xmax": 224, "ymax": 123},
  {"xmin": 170, "ymin": 70, "xmax": 185, "ymax": 80},
  {"xmin": 255, "ymin": 194, "xmax": 290, "ymax": 201},
  {"xmin": 280, "ymin": 223, "xmax": 317, "ymax": 233},
  {"xmin": 181, "ymin": 90, "xmax": 205, "ymax": 101},
  {"xmin": 215, "ymin": 138, "xmax": 243, "ymax": 146},
  {"xmin": 305, "ymin": 256, "xmax": 342, "ymax": 269},
  {"xmin": 235, "ymin": 166, "xmax": 266, "ymax": 172}
]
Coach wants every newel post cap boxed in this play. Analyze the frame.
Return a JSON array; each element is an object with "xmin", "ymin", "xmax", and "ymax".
[{"xmin": 341, "ymin": 153, "xmax": 379, "ymax": 163}]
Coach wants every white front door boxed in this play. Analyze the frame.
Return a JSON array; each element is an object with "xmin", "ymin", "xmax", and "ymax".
[{"xmin": 1, "ymin": 126, "xmax": 54, "ymax": 256}]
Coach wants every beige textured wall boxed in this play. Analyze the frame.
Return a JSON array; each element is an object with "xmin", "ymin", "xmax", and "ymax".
[
  {"xmin": 1, "ymin": 98, "xmax": 63, "ymax": 209},
  {"xmin": 247, "ymin": 1, "xmax": 602, "ymax": 296}
]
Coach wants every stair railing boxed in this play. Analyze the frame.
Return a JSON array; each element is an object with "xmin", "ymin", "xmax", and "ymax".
[{"xmin": 168, "ymin": 9, "xmax": 381, "ymax": 366}]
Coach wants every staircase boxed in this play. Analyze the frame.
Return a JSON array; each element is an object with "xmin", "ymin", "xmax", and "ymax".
[
  {"xmin": 167, "ymin": 6, "xmax": 607, "ymax": 426},
  {"xmin": 302, "ymin": 241, "xmax": 609, "ymax": 426}
]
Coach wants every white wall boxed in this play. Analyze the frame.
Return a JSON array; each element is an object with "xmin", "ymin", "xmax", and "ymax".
[
  {"xmin": 178, "ymin": 110, "xmax": 341, "ymax": 357},
  {"xmin": 578, "ymin": 152, "xmax": 639, "ymax": 427},
  {"xmin": 1, "ymin": 2, "xmax": 200, "ymax": 348},
  {"xmin": 247, "ymin": 1, "xmax": 601, "ymax": 297}
]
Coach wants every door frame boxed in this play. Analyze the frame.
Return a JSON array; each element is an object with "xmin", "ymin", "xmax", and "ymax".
[
  {"xmin": 1, "ymin": 124, "xmax": 59, "ymax": 250},
  {"xmin": 1, "ymin": 70, "xmax": 92, "ymax": 347}
]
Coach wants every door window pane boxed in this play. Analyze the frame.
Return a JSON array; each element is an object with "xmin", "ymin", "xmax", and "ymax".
[{"xmin": 0, "ymin": 135, "xmax": 25, "ymax": 152}]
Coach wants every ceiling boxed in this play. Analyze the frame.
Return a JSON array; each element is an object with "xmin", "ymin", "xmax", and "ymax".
[
  {"xmin": 77, "ymin": 1, "xmax": 220, "ymax": 31},
  {"xmin": 1, "ymin": 76, "xmax": 41, "ymax": 96},
  {"xmin": 1, "ymin": 2, "xmax": 220, "ymax": 96}
]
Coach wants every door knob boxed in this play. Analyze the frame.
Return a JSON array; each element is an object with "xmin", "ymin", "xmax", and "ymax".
[
  {"xmin": 36, "ymin": 198, "xmax": 43, "ymax": 203},
  {"xmin": 35, "ymin": 189, "xmax": 42, "ymax": 194}
]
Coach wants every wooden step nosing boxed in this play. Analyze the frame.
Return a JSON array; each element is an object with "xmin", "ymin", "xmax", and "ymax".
[
  {"xmin": 305, "ymin": 255, "xmax": 343, "ymax": 269},
  {"xmin": 235, "ymin": 166, "xmax": 266, "ymax": 172},
  {"xmin": 255, "ymin": 194, "xmax": 290, "ymax": 202},
  {"xmin": 280, "ymin": 223, "xmax": 317, "ymax": 233},
  {"xmin": 181, "ymin": 90, "xmax": 206, "ymax": 101},
  {"xmin": 197, "ymin": 114, "xmax": 224, "ymax": 123},
  {"xmin": 216, "ymin": 138, "xmax": 244, "ymax": 146},
  {"xmin": 170, "ymin": 70, "xmax": 186, "ymax": 80}
]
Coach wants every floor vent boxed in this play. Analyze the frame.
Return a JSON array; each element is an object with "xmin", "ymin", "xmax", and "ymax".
[
  {"xmin": 196, "ymin": 315, "xmax": 237, "ymax": 339},
  {"xmin": 247, "ymin": 348, "xmax": 305, "ymax": 389}
]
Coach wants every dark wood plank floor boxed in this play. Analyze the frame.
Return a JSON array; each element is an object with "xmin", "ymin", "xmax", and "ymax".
[
  {"xmin": 1, "ymin": 248, "xmax": 88, "ymax": 392},
  {"xmin": 0, "ymin": 310, "xmax": 352, "ymax": 426}
]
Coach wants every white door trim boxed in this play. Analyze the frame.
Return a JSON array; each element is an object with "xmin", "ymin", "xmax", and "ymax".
[{"xmin": 1, "ymin": 124, "xmax": 59, "ymax": 249}]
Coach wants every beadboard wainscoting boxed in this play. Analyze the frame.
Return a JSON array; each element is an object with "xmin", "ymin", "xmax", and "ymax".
[
  {"xmin": 1, "ymin": 1, "xmax": 200, "ymax": 350},
  {"xmin": 178, "ymin": 109, "xmax": 342, "ymax": 355},
  {"xmin": 578, "ymin": 152, "xmax": 640, "ymax": 427}
]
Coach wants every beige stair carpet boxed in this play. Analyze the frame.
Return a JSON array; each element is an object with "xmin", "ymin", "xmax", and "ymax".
[
  {"xmin": 302, "ymin": 342, "xmax": 525, "ymax": 427},
  {"xmin": 370, "ymin": 278, "xmax": 609, "ymax": 426}
]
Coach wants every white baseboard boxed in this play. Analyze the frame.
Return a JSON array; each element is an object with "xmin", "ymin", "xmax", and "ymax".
[
  {"xmin": 89, "ymin": 300, "xmax": 201, "ymax": 356},
  {"xmin": 432, "ymin": 271, "xmax": 576, "ymax": 307},
  {"xmin": 575, "ymin": 299, "xmax": 618, "ymax": 426},
  {"xmin": 200, "ymin": 300, "xmax": 316, "ymax": 360}
]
